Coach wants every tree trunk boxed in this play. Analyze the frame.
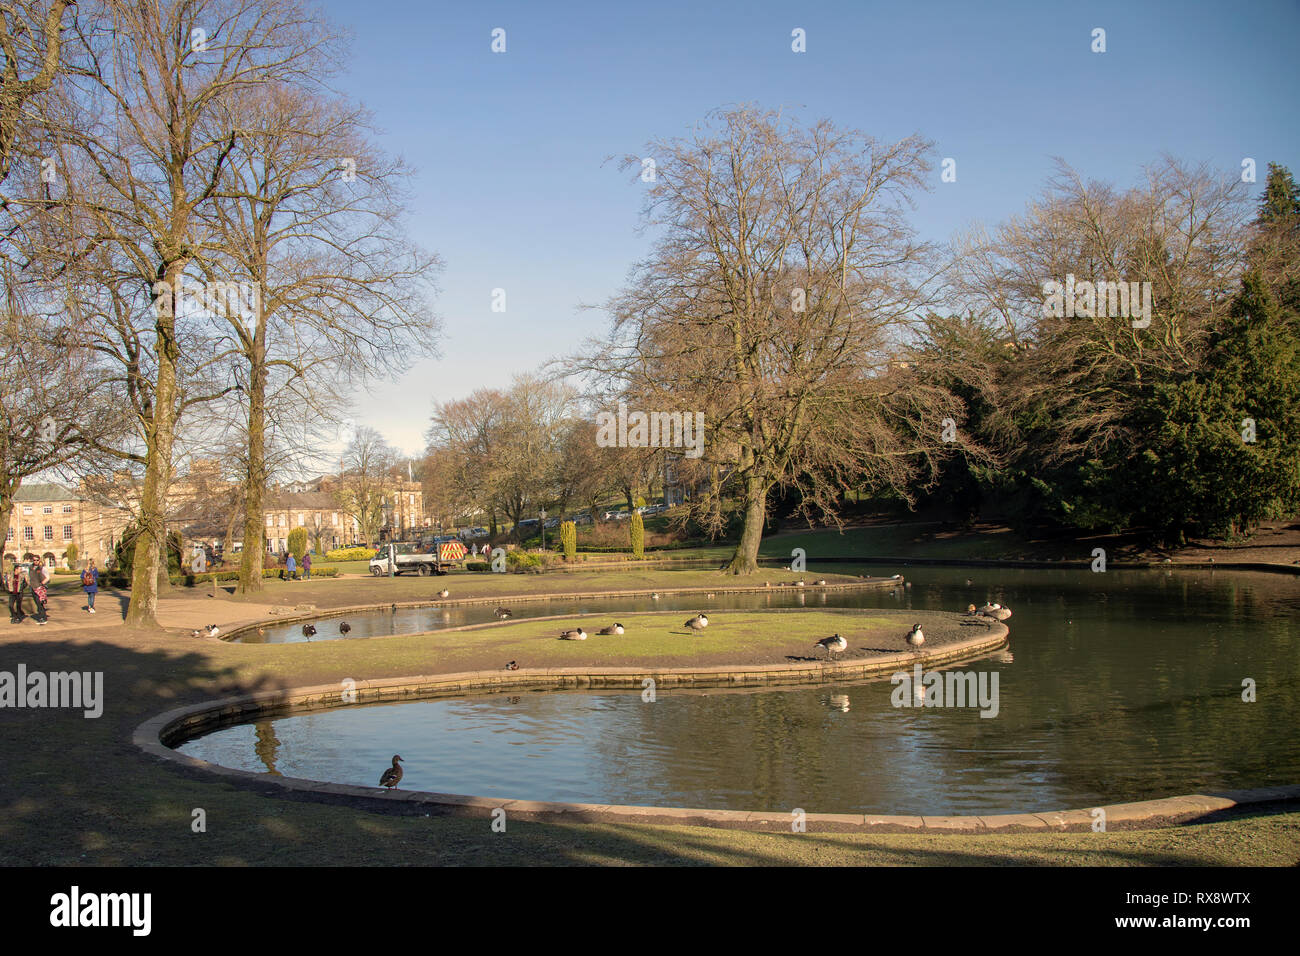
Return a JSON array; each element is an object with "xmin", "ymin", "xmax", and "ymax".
[
  {"xmin": 725, "ymin": 475, "xmax": 768, "ymax": 575},
  {"xmin": 238, "ymin": 333, "xmax": 268, "ymax": 594},
  {"xmin": 125, "ymin": 275, "xmax": 181, "ymax": 627}
]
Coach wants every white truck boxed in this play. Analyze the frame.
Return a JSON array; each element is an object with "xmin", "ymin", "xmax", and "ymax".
[{"xmin": 368, "ymin": 541, "xmax": 447, "ymax": 577}]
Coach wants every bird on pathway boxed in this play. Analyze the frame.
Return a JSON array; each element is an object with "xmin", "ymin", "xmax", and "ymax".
[
  {"xmin": 190, "ymin": 629, "xmax": 203, "ymax": 638},
  {"xmin": 379, "ymin": 755, "xmax": 404, "ymax": 789},
  {"xmin": 204, "ymin": 624, "xmax": 221, "ymax": 637},
  {"xmin": 815, "ymin": 633, "xmax": 847, "ymax": 661},
  {"xmin": 495, "ymin": 607, "xmax": 512, "ymax": 620},
  {"xmin": 906, "ymin": 623, "xmax": 925, "ymax": 648},
  {"xmin": 437, "ymin": 589, "xmax": 450, "ymax": 599},
  {"xmin": 559, "ymin": 627, "xmax": 587, "ymax": 640},
  {"xmin": 302, "ymin": 623, "xmax": 317, "ymax": 638},
  {"xmin": 505, "ymin": 660, "xmax": 519, "ymax": 671},
  {"xmin": 685, "ymin": 613, "xmax": 708, "ymax": 631},
  {"xmin": 597, "ymin": 623, "xmax": 624, "ymax": 635},
  {"xmin": 979, "ymin": 603, "xmax": 1012, "ymax": 621},
  {"xmin": 339, "ymin": 622, "xmax": 351, "ymax": 634}
]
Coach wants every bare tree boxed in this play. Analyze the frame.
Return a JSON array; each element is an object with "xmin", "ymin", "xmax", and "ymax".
[
  {"xmin": 334, "ymin": 426, "xmax": 394, "ymax": 546},
  {"xmin": 0, "ymin": 0, "xmax": 75, "ymax": 186},
  {"xmin": 588, "ymin": 107, "xmax": 956, "ymax": 573}
]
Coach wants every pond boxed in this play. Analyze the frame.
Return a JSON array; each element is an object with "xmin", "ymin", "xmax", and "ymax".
[{"xmin": 179, "ymin": 565, "xmax": 1300, "ymax": 815}]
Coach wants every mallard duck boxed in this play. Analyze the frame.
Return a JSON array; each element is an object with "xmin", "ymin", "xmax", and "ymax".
[
  {"xmin": 906, "ymin": 623, "xmax": 925, "ymax": 648},
  {"xmin": 494, "ymin": 607, "xmax": 512, "ymax": 620},
  {"xmin": 505, "ymin": 660, "xmax": 519, "ymax": 671},
  {"xmin": 559, "ymin": 627, "xmax": 587, "ymax": 640},
  {"xmin": 379, "ymin": 755, "xmax": 403, "ymax": 789},
  {"xmin": 815, "ymin": 633, "xmax": 847, "ymax": 660},
  {"xmin": 685, "ymin": 613, "xmax": 708, "ymax": 631},
  {"xmin": 437, "ymin": 589, "xmax": 450, "ymax": 599},
  {"xmin": 339, "ymin": 621, "xmax": 351, "ymax": 634},
  {"xmin": 302, "ymin": 623, "xmax": 317, "ymax": 638},
  {"xmin": 597, "ymin": 623, "xmax": 625, "ymax": 635}
]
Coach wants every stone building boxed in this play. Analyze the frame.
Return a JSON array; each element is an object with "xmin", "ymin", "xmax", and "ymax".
[{"xmin": 3, "ymin": 483, "xmax": 131, "ymax": 569}]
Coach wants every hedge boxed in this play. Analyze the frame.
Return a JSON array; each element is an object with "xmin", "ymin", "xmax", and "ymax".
[{"xmin": 325, "ymin": 546, "xmax": 377, "ymax": 561}]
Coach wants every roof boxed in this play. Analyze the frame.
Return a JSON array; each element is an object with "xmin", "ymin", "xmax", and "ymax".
[
  {"xmin": 265, "ymin": 490, "xmax": 338, "ymax": 511},
  {"xmin": 13, "ymin": 483, "xmax": 79, "ymax": 502}
]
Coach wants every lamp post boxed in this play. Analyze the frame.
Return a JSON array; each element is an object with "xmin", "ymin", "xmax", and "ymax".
[{"xmin": 540, "ymin": 509, "xmax": 546, "ymax": 552}]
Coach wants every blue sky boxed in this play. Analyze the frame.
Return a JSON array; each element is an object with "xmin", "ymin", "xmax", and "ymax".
[{"xmin": 317, "ymin": 0, "xmax": 1300, "ymax": 457}]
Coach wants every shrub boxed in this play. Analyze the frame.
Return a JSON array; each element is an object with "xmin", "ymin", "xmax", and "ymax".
[
  {"xmin": 325, "ymin": 546, "xmax": 376, "ymax": 561},
  {"xmin": 506, "ymin": 550, "xmax": 544, "ymax": 573},
  {"xmin": 560, "ymin": 520, "xmax": 576, "ymax": 560},
  {"xmin": 287, "ymin": 527, "xmax": 308, "ymax": 563},
  {"xmin": 165, "ymin": 566, "xmax": 341, "ymax": 586},
  {"xmin": 64, "ymin": 542, "xmax": 78, "ymax": 567},
  {"xmin": 465, "ymin": 561, "xmax": 490, "ymax": 572},
  {"xmin": 629, "ymin": 512, "xmax": 644, "ymax": 559}
]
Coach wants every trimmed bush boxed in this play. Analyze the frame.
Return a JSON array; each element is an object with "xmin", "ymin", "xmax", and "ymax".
[
  {"xmin": 288, "ymin": 527, "xmax": 308, "ymax": 563},
  {"xmin": 560, "ymin": 520, "xmax": 576, "ymax": 561},
  {"xmin": 465, "ymin": 561, "xmax": 490, "ymax": 572},
  {"xmin": 629, "ymin": 512, "xmax": 644, "ymax": 559},
  {"xmin": 64, "ymin": 542, "xmax": 78, "ymax": 567},
  {"xmin": 164, "ymin": 567, "xmax": 340, "ymax": 587},
  {"xmin": 325, "ymin": 545, "xmax": 376, "ymax": 561}
]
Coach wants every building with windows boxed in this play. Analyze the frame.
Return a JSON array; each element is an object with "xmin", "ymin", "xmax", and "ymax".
[{"xmin": 3, "ymin": 483, "xmax": 131, "ymax": 569}]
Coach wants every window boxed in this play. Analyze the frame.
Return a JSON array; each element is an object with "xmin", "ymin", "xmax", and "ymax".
[
  {"xmin": 265, "ymin": 516, "xmax": 273, "ymax": 528},
  {"xmin": 42, "ymin": 506, "xmax": 53, "ymax": 514},
  {"xmin": 62, "ymin": 504, "xmax": 72, "ymax": 514},
  {"xmin": 23, "ymin": 527, "xmax": 33, "ymax": 541},
  {"xmin": 63, "ymin": 525, "xmax": 73, "ymax": 541},
  {"xmin": 22, "ymin": 506, "xmax": 32, "ymax": 516},
  {"xmin": 5, "ymin": 528, "xmax": 11, "ymax": 541},
  {"xmin": 43, "ymin": 526, "xmax": 53, "ymax": 541}
]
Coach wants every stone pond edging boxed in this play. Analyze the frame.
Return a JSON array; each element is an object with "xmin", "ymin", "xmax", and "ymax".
[{"xmin": 133, "ymin": 622, "xmax": 1299, "ymax": 832}]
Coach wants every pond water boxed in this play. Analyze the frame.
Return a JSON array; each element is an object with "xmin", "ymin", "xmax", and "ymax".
[{"xmin": 180, "ymin": 565, "xmax": 1300, "ymax": 815}]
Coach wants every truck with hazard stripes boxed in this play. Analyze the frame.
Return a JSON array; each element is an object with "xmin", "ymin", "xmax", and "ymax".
[{"xmin": 368, "ymin": 536, "xmax": 468, "ymax": 576}]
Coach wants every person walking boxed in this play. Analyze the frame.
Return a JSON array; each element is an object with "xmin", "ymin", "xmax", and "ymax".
[
  {"xmin": 81, "ymin": 559, "xmax": 100, "ymax": 614},
  {"xmin": 302, "ymin": 551, "xmax": 312, "ymax": 580},
  {"xmin": 27, "ymin": 555, "xmax": 50, "ymax": 625},
  {"xmin": 7, "ymin": 562, "xmax": 25, "ymax": 624},
  {"xmin": 286, "ymin": 552, "xmax": 297, "ymax": 581}
]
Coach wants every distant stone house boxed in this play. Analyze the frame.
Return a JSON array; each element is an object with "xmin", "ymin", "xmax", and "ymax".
[{"xmin": 3, "ymin": 483, "xmax": 131, "ymax": 569}]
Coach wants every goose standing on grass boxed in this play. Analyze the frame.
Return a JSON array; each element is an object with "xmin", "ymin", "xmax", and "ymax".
[
  {"xmin": 685, "ymin": 613, "xmax": 708, "ymax": 631},
  {"xmin": 559, "ymin": 627, "xmax": 587, "ymax": 640},
  {"xmin": 379, "ymin": 755, "xmax": 404, "ymax": 789},
  {"xmin": 505, "ymin": 661, "xmax": 519, "ymax": 671},
  {"xmin": 339, "ymin": 622, "xmax": 351, "ymax": 634},
  {"xmin": 815, "ymin": 633, "xmax": 847, "ymax": 661},
  {"xmin": 906, "ymin": 623, "xmax": 925, "ymax": 648},
  {"xmin": 495, "ymin": 607, "xmax": 512, "ymax": 620},
  {"xmin": 597, "ymin": 623, "xmax": 625, "ymax": 635},
  {"xmin": 302, "ymin": 623, "xmax": 317, "ymax": 638}
]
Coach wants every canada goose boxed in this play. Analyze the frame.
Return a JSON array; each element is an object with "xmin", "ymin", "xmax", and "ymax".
[
  {"xmin": 795, "ymin": 580, "xmax": 805, "ymax": 587},
  {"xmin": 979, "ymin": 603, "xmax": 1012, "ymax": 621},
  {"xmin": 597, "ymin": 623, "xmax": 625, "ymax": 635},
  {"xmin": 764, "ymin": 581, "xmax": 771, "ymax": 588},
  {"xmin": 815, "ymin": 633, "xmax": 847, "ymax": 660},
  {"xmin": 906, "ymin": 623, "xmax": 925, "ymax": 648},
  {"xmin": 559, "ymin": 627, "xmax": 587, "ymax": 640},
  {"xmin": 339, "ymin": 622, "xmax": 351, "ymax": 634},
  {"xmin": 302, "ymin": 623, "xmax": 317, "ymax": 638},
  {"xmin": 505, "ymin": 660, "xmax": 519, "ymax": 671},
  {"xmin": 494, "ymin": 607, "xmax": 512, "ymax": 620},
  {"xmin": 816, "ymin": 579, "xmax": 827, "ymax": 586},
  {"xmin": 685, "ymin": 613, "xmax": 708, "ymax": 631},
  {"xmin": 437, "ymin": 589, "xmax": 449, "ymax": 599},
  {"xmin": 379, "ymin": 755, "xmax": 403, "ymax": 789},
  {"xmin": 205, "ymin": 624, "xmax": 220, "ymax": 638}
]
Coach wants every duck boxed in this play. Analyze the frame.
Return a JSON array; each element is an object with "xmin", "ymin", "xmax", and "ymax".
[
  {"xmin": 437, "ymin": 589, "xmax": 450, "ymax": 599},
  {"xmin": 204, "ymin": 624, "xmax": 221, "ymax": 638},
  {"xmin": 494, "ymin": 607, "xmax": 512, "ymax": 620},
  {"xmin": 190, "ymin": 629, "xmax": 203, "ymax": 638},
  {"xmin": 505, "ymin": 660, "xmax": 519, "ymax": 671},
  {"xmin": 815, "ymin": 633, "xmax": 847, "ymax": 661},
  {"xmin": 379, "ymin": 755, "xmax": 403, "ymax": 789},
  {"xmin": 816, "ymin": 579, "xmax": 827, "ymax": 586},
  {"xmin": 390, "ymin": 603, "xmax": 397, "ymax": 612},
  {"xmin": 597, "ymin": 623, "xmax": 625, "ymax": 635},
  {"xmin": 650, "ymin": 592, "xmax": 660, "ymax": 600},
  {"xmin": 339, "ymin": 622, "xmax": 351, "ymax": 634},
  {"xmin": 559, "ymin": 627, "xmax": 587, "ymax": 640},
  {"xmin": 684, "ymin": 613, "xmax": 708, "ymax": 631},
  {"xmin": 302, "ymin": 623, "xmax": 317, "ymax": 638},
  {"xmin": 906, "ymin": 623, "xmax": 925, "ymax": 648},
  {"xmin": 979, "ymin": 603, "xmax": 1012, "ymax": 621}
]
